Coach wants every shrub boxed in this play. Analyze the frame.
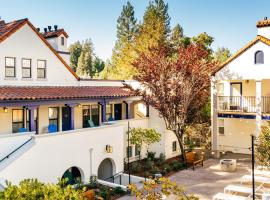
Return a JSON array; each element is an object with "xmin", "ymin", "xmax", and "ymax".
[
  {"xmin": 256, "ymin": 125, "xmax": 270, "ymax": 169},
  {"xmin": 172, "ymin": 160, "xmax": 184, "ymax": 171},
  {"xmin": 157, "ymin": 153, "xmax": 166, "ymax": 166},
  {"xmin": 0, "ymin": 179, "xmax": 84, "ymax": 200},
  {"xmin": 162, "ymin": 164, "xmax": 172, "ymax": 175},
  {"xmin": 112, "ymin": 187, "xmax": 125, "ymax": 195},
  {"xmin": 150, "ymin": 166, "xmax": 160, "ymax": 175},
  {"xmin": 131, "ymin": 162, "xmax": 142, "ymax": 173},
  {"xmin": 146, "ymin": 151, "xmax": 156, "ymax": 161},
  {"xmin": 145, "ymin": 158, "xmax": 154, "ymax": 171}
]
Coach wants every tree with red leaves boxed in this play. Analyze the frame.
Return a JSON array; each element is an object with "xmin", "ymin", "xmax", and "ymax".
[{"xmin": 128, "ymin": 44, "xmax": 217, "ymax": 162}]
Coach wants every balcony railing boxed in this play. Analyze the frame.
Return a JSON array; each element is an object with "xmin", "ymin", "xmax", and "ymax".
[{"xmin": 217, "ymin": 96, "xmax": 270, "ymax": 113}]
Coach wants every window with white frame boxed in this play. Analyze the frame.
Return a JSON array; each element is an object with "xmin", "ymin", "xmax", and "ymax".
[
  {"xmin": 218, "ymin": 119, "xmax": 225, "ymax": 135},
  {"xmin": 22, "ymin": 58, "xmax": 31, "ymax": 78},
  {"xmin": 37, "ymin": 60, "xmax": 46, "ymax": 78},
  {"xmin": 5, "ymin": 57, "xmax": 16, "ymax": 77},
  {"xmin": 172, "ymin": 141, "xmax": 177, "ymax": 152}
]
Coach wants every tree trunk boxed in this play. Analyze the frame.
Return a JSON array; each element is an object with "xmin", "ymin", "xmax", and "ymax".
[{"xmin": 174, "ymin": 130, "xmax": 187, "ymax": 164}]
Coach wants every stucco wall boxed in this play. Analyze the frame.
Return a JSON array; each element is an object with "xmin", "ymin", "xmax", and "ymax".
[
  {"xmin": 0, "ymin": 24, "xmax": 78, "ymax": 86},
  {"xmin": 0, "ymin": 125, "xmax": 124, "ymax": 184}
]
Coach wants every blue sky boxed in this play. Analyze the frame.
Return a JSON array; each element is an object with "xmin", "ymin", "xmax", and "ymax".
[{"xmin": 1, "ymin": 0, "xmax": 269, "ymax": 60}]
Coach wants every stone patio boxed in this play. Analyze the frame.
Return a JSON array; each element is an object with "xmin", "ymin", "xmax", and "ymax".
[{"xmin": 119, "ymin": 153, "xmax": 252, "ymax": 200}]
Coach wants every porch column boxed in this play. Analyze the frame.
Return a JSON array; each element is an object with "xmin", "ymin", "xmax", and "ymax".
[
  {"xmin": 211, "ymin": 78, "xmax": 219, "ymax": 158},
  {"xmin": 255, "ymin": 80, "xmax": 262, "ymax": 137},
  {"xmin": 99, "ymin": 100, "xmax": 106, "ymax": 122},
  {"xmin": 26, "ymin": 106, "xmax": 38, "ymax": 133},
  {"xmin": 125, "ymin": 101, "xmax": 133, "ymax": 119},
  {"xmin": 66, "ymin": 103, "xmax": 78, "ymax": 130}
]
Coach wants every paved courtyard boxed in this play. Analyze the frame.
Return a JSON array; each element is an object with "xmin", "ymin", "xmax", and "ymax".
[{"xmin": 119, "ymin": 153, "xmax": 251, "ymax": 200}]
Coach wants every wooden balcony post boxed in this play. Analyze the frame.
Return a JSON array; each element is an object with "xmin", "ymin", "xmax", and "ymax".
[
  {"xmin": 125, "ymin": 101, "xmax": 133, "ymax": 119},
  {"xmin": 255, "ymin": 80, "xmax": 262, "ymax": 137}
]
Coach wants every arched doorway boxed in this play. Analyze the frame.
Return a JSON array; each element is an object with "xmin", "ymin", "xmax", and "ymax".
[
  {"xmin": 62, "ymin": 166, "xmax": 82, "ymax": 185},
  {"xmin": 97, "ymin": 158, "xmax": 114, "ymax": 181}
]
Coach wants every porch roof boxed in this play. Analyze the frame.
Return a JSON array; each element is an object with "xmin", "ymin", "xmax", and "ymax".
[{"xmin": 0, "ymin": 86, "xmax": 134, "ymax": 101}]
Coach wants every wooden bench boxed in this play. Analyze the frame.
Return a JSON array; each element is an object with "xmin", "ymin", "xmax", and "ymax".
[{"xmin": 186, "ymin": 152, "xmax": 204, "ymax": 170}]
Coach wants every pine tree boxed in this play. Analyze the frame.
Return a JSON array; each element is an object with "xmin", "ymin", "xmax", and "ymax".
[
  {"xmin": 170, "ymin": 23, "xmax": 184, "ymax": 50},
  {"xmin": 69, "ymin": 41, "xmax": 82, "ymax": 72},
  {"xmin": 214, "ymin": 47, "xmax": 231, "ymax": 63},
  {"xmin": 135, "ymin": 0, "xmax": 171, "ymax": 53},
  {"xmin": 104, "ymin": 1, "xmax": 138, "ymax": 79},
  {"xmin": 76, "ymin": 39, "xmax": 94, "ymax": 78}
]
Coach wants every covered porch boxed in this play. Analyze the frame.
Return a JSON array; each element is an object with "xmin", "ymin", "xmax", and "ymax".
[{"xmin": 0, "ymin": 86, "xmax": 148, "ymax": 135}]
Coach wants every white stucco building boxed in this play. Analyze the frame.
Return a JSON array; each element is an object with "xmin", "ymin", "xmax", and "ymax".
[
  {"xmin": 211, "ymin": 18, "xmax": 270, "ymax": 155},
  {"xmin": 0, "ymin": 18, "xmax": 180, "ymax": 187}
]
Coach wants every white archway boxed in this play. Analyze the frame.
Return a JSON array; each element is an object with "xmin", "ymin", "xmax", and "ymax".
[
  {"xmin": 97, "ymin": 158, "xmax": 116, "ymax": 181},
  {"xmin": 61, "ymin": 166, "xmax": 84, "ymax": 185}
]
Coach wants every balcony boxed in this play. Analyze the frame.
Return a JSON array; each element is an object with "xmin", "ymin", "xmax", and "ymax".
[{"xmin": 217, "ymin": 96, "xmax": 270, "ymax": 114}]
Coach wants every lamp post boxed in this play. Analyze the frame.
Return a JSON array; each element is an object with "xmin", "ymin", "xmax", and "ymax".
[{"xmin": 251, "ymin": 134, "xmax": 255, "ymax": 200}]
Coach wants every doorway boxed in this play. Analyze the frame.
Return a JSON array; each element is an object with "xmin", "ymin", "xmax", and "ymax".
[
  {"xmin": 62, "ymin": 107, "xmax": 71, "ymax": 131},
  {"xmin": 114, "ymin": 104, "xmax": 122, "ymax": 120}
]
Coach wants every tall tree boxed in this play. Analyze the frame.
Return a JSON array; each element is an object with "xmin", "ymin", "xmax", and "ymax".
[
  {"xmin": 135, "ymin": 0, "xmax": 171, "ymax": 53},
  {"xmin": 92, "ymin": 56, "xmax": 105, "ymax": 77},
  {"xmin": 214, "ymin": 47, "xmax": 231, "ymax": 63},
  {"xmin": 192, "ymin": 32, "xmax": 214, "ymax": 54},
  {"xmin": 103, "ymin": 1, "xmax": 138, "ymax": 80},
  {"xmin": 76, "ymin": 39, "xmax": 94, "ymax": 78},
  {"xmin": 69, "ymin": 41, "xmax": 82, "ymax": 72},
  {"xmin": 127, "ymin": 44, "xmax": 217, "ymax": 162},
  {"xmin": 170, "ymin": 23, "xmax": 184, "ymax": 50}
]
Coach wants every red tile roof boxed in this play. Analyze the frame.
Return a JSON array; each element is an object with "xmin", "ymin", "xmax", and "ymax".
[
  {"xmin": 0, "ymin": 86, "xmax": 133, "ymax": 101},
  {"xmin": 42, "ymin": 29, "xmax": 69, "ymax": 38},
  {"xmin": 257, "ymin": 19, "xmax": 270, "ymax": 28},
  {"xmin": 0, "ymin": 18, "xmax": 28, "ymax": 42}
]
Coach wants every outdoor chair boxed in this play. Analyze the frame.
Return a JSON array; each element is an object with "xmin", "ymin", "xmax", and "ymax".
[
  {"xmin": 48, "ymin": 124, "xmax": 57, "ymax": 133},
  {"xmin": 107, "ymin": 117, "xmax": 115, "ymax": 121},
  {"xmin": 88, "ymin": 120, "xmax": 95, "ymax": 128},
  {"xmin": 213, "ymin": 192, "xmax": 248, "ymax": 200},
  {"xmin": 18, "ymin": 127, "xmax": 27, "ymax": 133},
  {"xmin": 224, "ymin": 185, "xmax": 253, "ymax": 196},
  {"xmin": 255, "ymin": 170, "xmax": 270, "ymax": 178},
  {"xmin": 186, "ymin": 151, "xmax": 204, "ymax": 170},
  {"xmin": 241, "ymin": 175, "xmax": 270, "ymax": 185}
]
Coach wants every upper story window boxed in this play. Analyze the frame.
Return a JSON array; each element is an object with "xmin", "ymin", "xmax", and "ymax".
[
  {"xmin": 37, "ymin": 60, "xmax": 46, "ymax": 78},
  {"xmin": 106, "ymin": 104, "xmax": 113, "ymax": 121},
  {"xmin": 22, "ymin": 58, "xmax": 31, "ymax": 78},
  {"xmin": 172, "ymin": 141, "xmax": 177, "ymax": 152},
  {"xmin": 5, "ymin": 57, "xmax": 16, "ymax": 78},
  {"xmin": 255, "ymin": 51, "xmax": 264, "ymax": 64},
  {"xmin": 61, "ymin": 37, "xmax": 64, "ymax": 46}
]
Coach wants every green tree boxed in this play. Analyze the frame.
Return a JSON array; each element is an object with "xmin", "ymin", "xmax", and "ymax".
[
  {"xmin": 0, "ymin": 179, "xmax": 84, "ymax": 200},
  {"xmin": 170, "ymin": 23, "xmax": 184, "ymax": 51},
  {"xmin": 214, "ymin": 47, "xmax": 231, "ymax": 63},
  {"xmin": 255, "ymin": 124, "xmax": 270, "ymax": 168},
  {"xmin": 93, "ymin": 56, "xmax": 105, "ymax": 77},
  {"xmin": 103, "ymin": 1, "xmax": 138, "ymax": 80},
  {"xmin": 129, "ymin": 128, "xmax": 161, "ymax": 160},
  {"xmin": 135, "ymin": 0, "xmax": 171, "ymax": 54},
  {"xmin": 69, "ymin": 41, "xmax": 82, "ymax": 72},
  {"xmin": 192, "ymin": 32, "xmax": 214, "ymax": 54},
  {"xmin": 77, "ymin": 39, "xmax": 95, "ymax": 78}
]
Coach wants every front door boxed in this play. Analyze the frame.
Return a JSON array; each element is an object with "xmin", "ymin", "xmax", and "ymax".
[
  {"xmin": 114, "ymin": 104, "xmax": 122, "ymax": 120},
  {"xmin": 62, "ymin": 107, "xmax": 71, "ymax": 131}
]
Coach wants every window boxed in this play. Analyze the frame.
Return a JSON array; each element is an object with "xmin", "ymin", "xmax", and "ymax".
[
  {"xmin": 135, "ymin": 145, "xmax": 140, "ymax": 156},
  {"xmin": 61, "ymin": 37, "xmax": 65, "ymax": 46},
  {"xmin": 126, "ymin": 146, "xmax": 132, "ymax": 158},
  {"xmin": 12, "ymin": 109, "xmax": 24, "ymax": 133},
  {"xmin": 22, "ymin": 58, "xmax": 31, "ymax": 78},
  {"xmin": 255, "ymin": 51, "xmax": 264, "ymax": 64},
  {"xmin": 37, "ymin": 60, "xmax": 46, "ymax": 78},
  {"xmin": 5, "ymin": 57, "xmax": 16, "ymax": 77},
  {"xmin": 48, "ymin": 107, "xmax": 59, "ymax": 131},
  {"xmin": 217, "ymin": 83, "xmax": 224, "ymax": 96},
  {"xmin": 172, "ymin": 141, "xmax": 177, "ymax": 152},
  {"xmin": 106, "ymin": 104, "xmax": 112, "ymax": 121},
  {"xmin": 218, "ymin": 119, "xmax": 225, "ymax": 135},
  {"xmin": 82, "ymin": 105, "xmax": 100, "ymax": 128}
]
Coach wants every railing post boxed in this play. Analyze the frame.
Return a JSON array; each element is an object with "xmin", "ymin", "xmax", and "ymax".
[{"xmin": 255, "ymin": 80, "xmax": 262, "ymax": 137}]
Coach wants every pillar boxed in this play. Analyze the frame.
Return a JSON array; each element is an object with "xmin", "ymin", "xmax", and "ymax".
[
  {"xmin": 99, "ymin": 100, "xmax": 106, "ymax": 122},
  {"xmin": 255, "ymin": 80, "xmax": 262, "ymax": 137},
  {"xmin": 125, "ymin": 101, "xmax": 133, "ymax": 119},
  {"xmin": 211, "ymin": 78, "xmax": 220, "ymax": 158}
]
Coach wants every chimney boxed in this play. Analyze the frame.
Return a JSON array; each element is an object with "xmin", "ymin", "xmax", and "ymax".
[
  {"xmin": 48, "ymin": 26, "xmax": 52, "ymax": 32},
  {"xmin": 44, "ymin": 28, "xmax": 47, "ymax": 33},
  {"xmin": 54, "ymin": 25, "xmax": 58, "ymax": 31},
  {"xmin": 37, "ymin": 28, "xmax": 40, "ymax": 32},
  {"xmin": 0, "ymin": 19, "xmax": 5, "ymax": 26},
  {"xmin": 257, "ymin": 17, "xmax": 270, "ymax": 38}
]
